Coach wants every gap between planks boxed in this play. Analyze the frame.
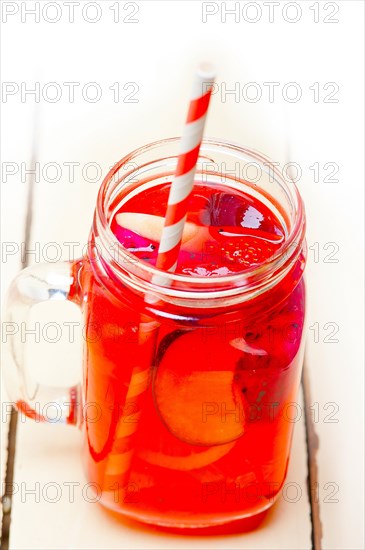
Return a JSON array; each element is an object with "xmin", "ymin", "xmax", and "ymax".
[{"xmin": 302, "ymin": 355, "xmax": 323, "ymax": 550}]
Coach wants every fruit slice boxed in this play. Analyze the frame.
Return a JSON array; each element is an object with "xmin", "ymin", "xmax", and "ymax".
[
  {"xmin": 153, "ymin": 331, "xmax": 246, "ymax": 446},
  {"xmin": 155, "ymin": 370, "xmax": 244, "ymax": 446},
  {"xmin": 202, "ymin": 191, "xmax": 283, "ymax": 236},
  {"xmin": 139, "ymin": 441, "xmax": 236, "ymax": 471},
  {"xmin": 115, "ymin": 213, "xmax": 198, "ymax": 244},
  {"xmin": 135, "ymin": 380, "xmax": 238, "ymax": 472},
  {"xmin": 113, "ymin": 213, "xmax": 206, "ymax": 268}
]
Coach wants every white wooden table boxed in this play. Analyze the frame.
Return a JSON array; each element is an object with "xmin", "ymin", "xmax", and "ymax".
[{"xmin": 1, "ymin": 2, "xmax": 364, "ymax": 549}]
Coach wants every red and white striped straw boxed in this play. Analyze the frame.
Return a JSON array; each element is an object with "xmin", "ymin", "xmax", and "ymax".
[
  {"xmin": 103, "ymin": 65, "xmax": 215, "ymax": 496},
  {"xmin": 155, "ymin": 64, "xmax": 215, "ymax": 274}
]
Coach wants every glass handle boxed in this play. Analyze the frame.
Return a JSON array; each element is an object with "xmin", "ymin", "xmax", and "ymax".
[{"xmin": 3, "ymin": 260, "xmax": 83, "ymax": 426}]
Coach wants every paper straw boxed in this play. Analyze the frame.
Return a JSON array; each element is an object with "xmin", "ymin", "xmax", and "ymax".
[
  {"xmin": 103, "ymin": 65, "xmax": 215, "ymax": 495},
  {"xmin": 156, "ymin": 64, "xmax": 215, "ymax": 273}
]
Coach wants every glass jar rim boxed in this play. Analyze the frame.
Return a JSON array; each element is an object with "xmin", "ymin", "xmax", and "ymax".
[{"xmin": 94, "ymin": 137, "xmax": 306, "ymax": 301}]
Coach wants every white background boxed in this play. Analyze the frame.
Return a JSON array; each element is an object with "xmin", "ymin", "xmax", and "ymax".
[{"xmin": 1, "ymin": 1, "xmax": 364, "ymax": 549}]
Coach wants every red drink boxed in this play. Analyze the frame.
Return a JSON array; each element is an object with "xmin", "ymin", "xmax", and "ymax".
[
  {"xmin": 80, "ymin": 174, "xmax": 306, "ymax": 527},
  {"xmin": 4, "ymin": 139, "xmax": 306, "ymax": 530}
]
